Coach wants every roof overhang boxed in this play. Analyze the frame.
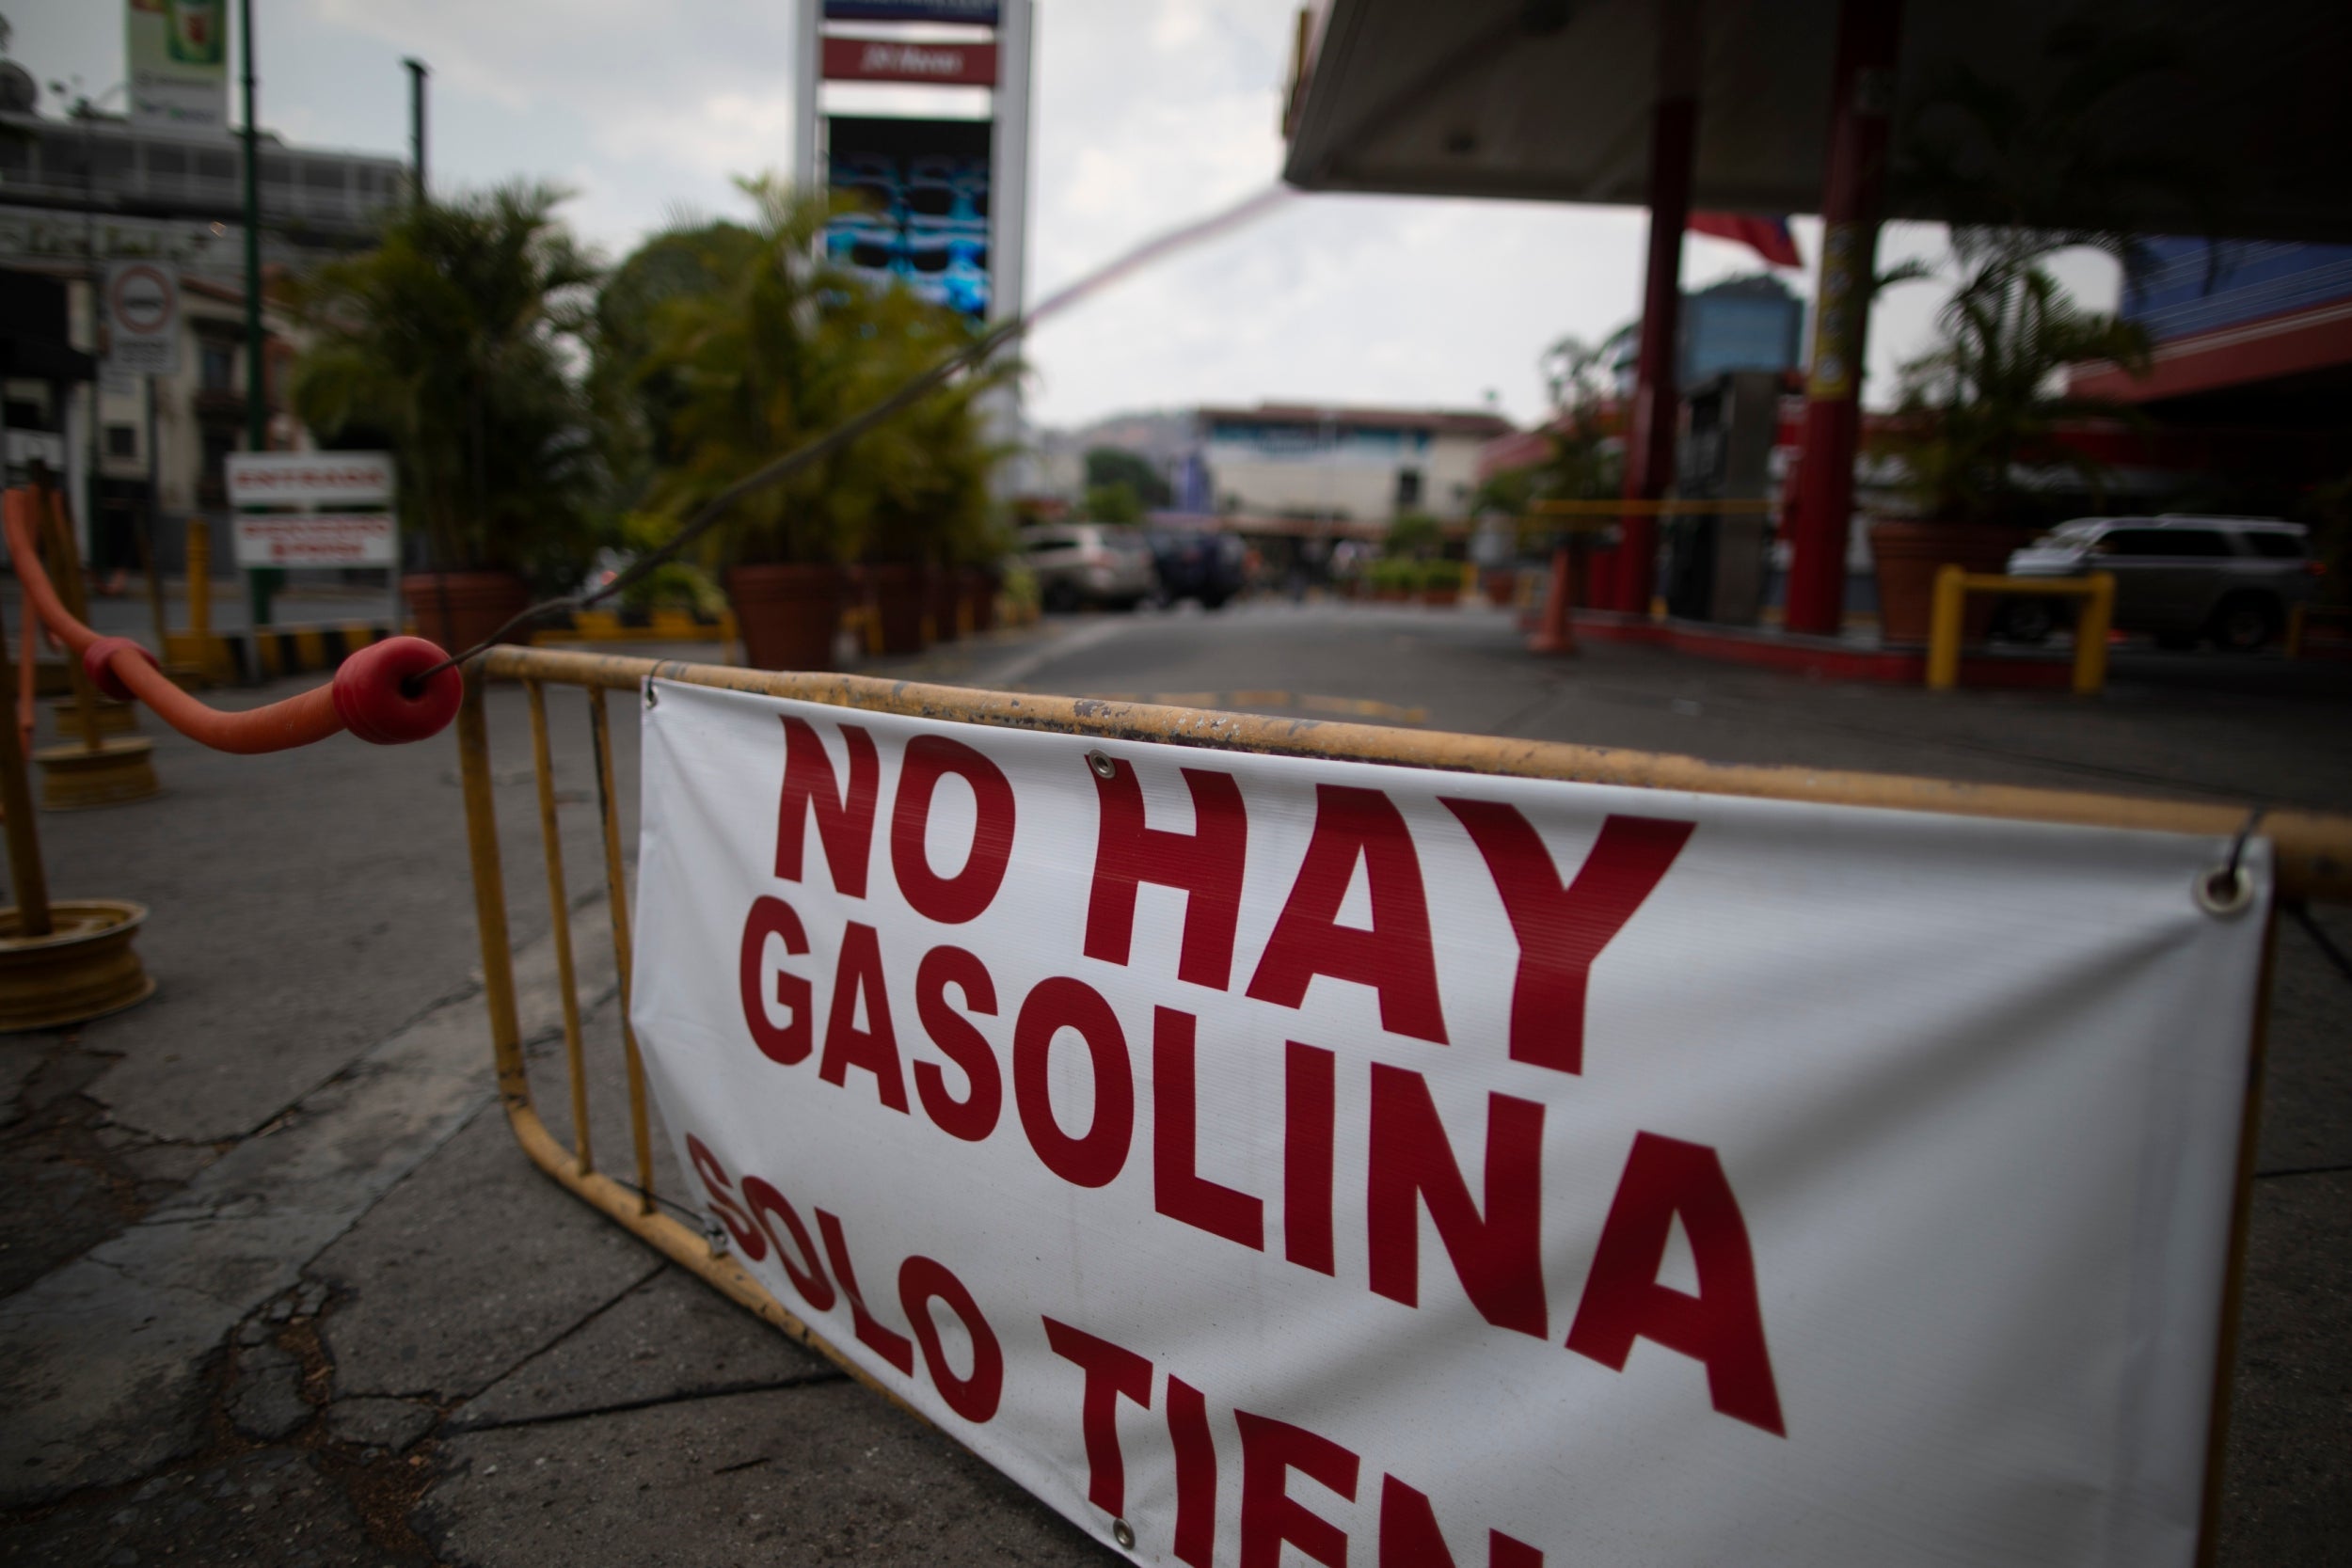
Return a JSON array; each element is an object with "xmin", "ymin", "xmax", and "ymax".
[{"xmin": 1282, "ymin": 0, "xmax": 2352, "ymax": 244}]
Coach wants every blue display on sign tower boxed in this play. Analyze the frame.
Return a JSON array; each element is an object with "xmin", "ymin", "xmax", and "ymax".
[{"xmin": 825, "ymin": 116, "xmax": 993, "ymax": 319}]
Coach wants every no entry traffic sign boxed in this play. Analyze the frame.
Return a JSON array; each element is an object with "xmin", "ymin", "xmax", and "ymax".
[{"xmin": 105, "ymin": 262, "xmax": 180, "ymax": 378}]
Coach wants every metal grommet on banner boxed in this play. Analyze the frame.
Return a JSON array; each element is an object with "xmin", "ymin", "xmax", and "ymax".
[
  {"xmin": 1087, "ymin": 749, "xmax": 1117, "ymax": 780},
  {"xmin": 644, "ymin": 681, "xmax": 660, "ymax": 709},
  {"xmin": 2197, "ymin": 865, "xmax": 2255, "ymax": 919},
  {"xmin": 2196, "ymin": 805, "xmax": 2266, "ymax": 920},
  {"xmin": 1111, "ymin": 1519, "xmax": 1136, "ymax": 1550},
  {"xmin": 703, "ymin": 1217, "xmax": 728, "ymax": 1258}
]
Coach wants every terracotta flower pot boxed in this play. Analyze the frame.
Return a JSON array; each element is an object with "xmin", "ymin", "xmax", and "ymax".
[
  {"xmin": 403, "ymin": 571, "xmax": 532, "ymax": 654},
  {"xmin": 963, "ymin": 567, "xmax": 999, "ymax": 635},
  {"xmin": 863, "ymin": 563, "xmax": 928, "ymax": 656},
  {"xmin": 726, "ymin": 563, "xmax": 845, "ymax": 672},
  {"xmin": 1867, "ymin": 520, "xmax": 2035, "ymax": 645},
  {"xmin": 925, "ymin": 565, "xmax": 963, "ymax": 644},
  {"xmin": 1482, "ymin": 570, "xmax": 1516, "ymax": 608}
]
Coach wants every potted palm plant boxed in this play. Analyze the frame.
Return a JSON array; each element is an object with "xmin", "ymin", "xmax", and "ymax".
[
  {"xmin": 1868, "ymin": 24, "xmax": 2178, "ymax": 642},
  {"xmin": 289, "ymin": 184, "xmax": 603, "ymax": 652},
  {"xmin": 1870, "ymin": 260, "xmax": 2148, "ymax": 641},
  {"xmin": 625, "ymin": 179, "xmax": 1009, "ymax": 670}
]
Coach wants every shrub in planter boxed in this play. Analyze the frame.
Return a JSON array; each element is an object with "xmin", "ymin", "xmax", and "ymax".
[
  {"xmin": 1369, "ymin": 558, "xmax": 1416, "ymax": 601},
  {"xmin": 613, "ymin": 178, "xmax": 1014, "ymax": 671},
  {"xmin": 288, "ymin": 184, "xmax": 605, "ymax": 654},
  {"xmin": 1868, "ymin": 42, "xmax": 2163, "ymax": 643},
  {"xmin": 1420, "ymin": 559, "xmax": 1464, "ymax": 606}
]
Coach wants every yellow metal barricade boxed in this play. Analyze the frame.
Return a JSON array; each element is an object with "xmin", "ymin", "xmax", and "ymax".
[
  {"xmin": 1927, "ymin": 565, "xmax": 2116, "ymax": 695},
  {"xmin": 457, "ymin": 642, "xmax": 2351, "ymax": 1554}
]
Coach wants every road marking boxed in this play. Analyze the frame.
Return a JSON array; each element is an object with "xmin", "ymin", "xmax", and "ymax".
[{"xmin": 972, "ymin": 617, "xmax": 1134, "ymax": 688}]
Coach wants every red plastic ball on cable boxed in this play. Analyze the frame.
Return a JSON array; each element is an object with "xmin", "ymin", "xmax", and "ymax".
[
  {"xmin": 332, "ymin": 636, "xmax": 464, "ymax": 745},
  {"xmin": 82, "ymin": 636, "xmax": 162, "ymax": 702}
]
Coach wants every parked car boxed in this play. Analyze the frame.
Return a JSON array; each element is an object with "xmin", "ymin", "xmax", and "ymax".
[
  {"xmin": 1019, "ymin": 523, "xmax": 1156, "ymax": 611},
  {"xmin": 2000, "ymin": 515, "xmax": 2320, "ymax": 651},
  {"xmin": 1144, "ymin": 528, "xmax": 1248, "ymax": 609}
]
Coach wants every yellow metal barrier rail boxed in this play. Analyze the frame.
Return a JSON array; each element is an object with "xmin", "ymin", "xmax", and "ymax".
[
  {"xmin": 456, "ymin": 643, "xmax": 2351, "ymax": 1557},
  {"xmin": 1928, "ymin": 566, "xmax": 2116, "ymax": 696},
  {"xmin": 1528, "ymin": 497, "xmax": 1776, "ymax": 515}
]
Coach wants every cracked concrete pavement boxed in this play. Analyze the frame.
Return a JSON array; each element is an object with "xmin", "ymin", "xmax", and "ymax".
[{"xmin": 1, "ymin": 608, "xmax": 2347, "ymax": 1565}]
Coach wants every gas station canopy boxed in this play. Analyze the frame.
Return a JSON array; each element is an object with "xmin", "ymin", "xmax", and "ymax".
[{"xmin": 1282, "ymin": 0, "xmax": 2352, "ymax": 245}]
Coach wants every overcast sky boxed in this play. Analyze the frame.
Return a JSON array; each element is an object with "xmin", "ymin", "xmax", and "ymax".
[{"xmin": 13, "ymin": 0, "xmax": 2111, "ymax": 431}]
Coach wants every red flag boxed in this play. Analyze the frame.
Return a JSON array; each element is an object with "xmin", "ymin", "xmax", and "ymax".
[{"xmin": 1689, "ymin": 213, "xmax": 1802, "ymax": 270}]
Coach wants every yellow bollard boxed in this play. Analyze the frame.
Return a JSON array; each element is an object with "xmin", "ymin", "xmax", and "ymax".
[
  {"xmin": 1925, "ymin": 564, "xmax": 1966, "ymax": 690},
  {"xmin": 168, "ymin": 517, "xmax": 217, "ymax": 683},
  {"xmin": 186, "ymin": 517, "xmax": 211, "ymax": 644},
  {"xmin": 2073, "ymin": 572, "xmax": 2114, "ymax": 698}
]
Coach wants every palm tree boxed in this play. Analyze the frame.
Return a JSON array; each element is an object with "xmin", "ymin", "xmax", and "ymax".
[
  {"xmin": 621, "ymin": 175, "xmax": 1011, "ymax": 572},
  {"xmin": 1883, "ymin": 263, "xmax": 2149, "ymax": 529},
  {"xmin": 1876, "ymin": 22, "xmax": 2200, "ymax": 528},
  {"xmin": 288, "ymin": 183, "xmax": 604, "ymax": 582}
]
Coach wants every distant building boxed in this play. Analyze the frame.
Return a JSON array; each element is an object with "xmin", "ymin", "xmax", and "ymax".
[
  {"xmin": 1, "ymin": 87, "xmax": 405, "ymax": 249},
  {"xmin": 1, "ymin": 64, "xmax": 404, "ymax": 565},
  {"xmin": 1679, "ymin": 275, "xmax": 1804, "ymax": 388},
  {"xmin": 1193, "ymin": 403, "xmax": 1516, "ymax": 523},
  {"xmin": 1609, "ymin": 275, "xmax": 1807, "ymax": 394}
]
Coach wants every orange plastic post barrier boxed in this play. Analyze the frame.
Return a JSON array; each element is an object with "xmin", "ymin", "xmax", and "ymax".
[{"xmin": 1, "ymin": 490, "xmax": 461, "ymax": 753}]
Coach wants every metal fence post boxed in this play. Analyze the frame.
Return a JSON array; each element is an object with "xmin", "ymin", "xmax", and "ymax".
[
  {"xmin": 2074, "ymin": 572, "xmax": 2115, "ymax": 697},
  {"xmin": 1926, "ymin": 564, "xmax": 1965, "ymax": 690}
]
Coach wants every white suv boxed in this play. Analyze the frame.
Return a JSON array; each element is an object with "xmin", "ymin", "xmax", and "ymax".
[
  {"xmin": 2002, "ymin": 515, "xmax": 2319, "ymax": 651},
  {"xmin": 1018, "ymin": 523, "xmax": 1157, "ymax": 612}
]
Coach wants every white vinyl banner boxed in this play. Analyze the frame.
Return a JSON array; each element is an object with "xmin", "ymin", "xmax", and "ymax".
[{"xmin": 630, "ymin": 679, "xmax": 2267, "ymax": 1568}]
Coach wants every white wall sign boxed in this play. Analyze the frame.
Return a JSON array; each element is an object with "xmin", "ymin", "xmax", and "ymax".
[
  {"xmin": 105, "ymin": 261, "xmax": 182, "ymax": 379},
  {"xmin": 230, "ymin": 515, "xmax": 396, "ymax": 567},
  {"xmin": 225, "ymin": 451, "xmax": 395, "ymax": 509},
  {"xmin": 631, "ymin": 682, "xmax": 2266, "ymax": 1568}
]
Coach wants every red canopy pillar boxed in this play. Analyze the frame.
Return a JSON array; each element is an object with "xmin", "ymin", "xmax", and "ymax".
[
  {"xmin": 1534, "ymin": 1, "xmax": 1697, "ymax": 646},
  {"xmin": 1612, "ymin": 0, "xmax": 1700, "ymax": 614},
  {"xmin": 1783, "ymin": 0, "xmax": 1903, "ymax": 636}
]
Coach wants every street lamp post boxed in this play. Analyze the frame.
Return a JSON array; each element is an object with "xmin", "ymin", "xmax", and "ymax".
[
  {"xmin": 237, "ymin": 0, "xmax": 277, "ymax": 627},
  {"xmin": 50, "ymin": 77, "xmax": 128, "ymax": 575},
  {"xmin": 404, "ymin": 57, "xmax": 427, "ymax": 201}
]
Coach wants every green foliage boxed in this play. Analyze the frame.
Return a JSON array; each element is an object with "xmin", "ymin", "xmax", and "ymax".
[
  {"xmin": 1385, "ymin": 512, "xmax": 1443, "ymax": 560},
  {"xmin": 1474, "ymin": 331, "xmax": 1629, "ymax": 543},
  {"xmin": 1878, "ymin": 23, "xmax": 2185, "ymax": 527},
  {"xmin": 1896, "ymin": 21, "xmax": 2208, "ymax": 289},
  {"xmin": 1367, "ymin": 557, "xmax": 1419, "ymax": 593},
  {"xmin": 618, "ymin": 175, "xmax": 1014, "ymax": 569},
  {"xmin": 1882, "ymin": 264, "xmax": 2148, "ymax": 527},
  {"xmin": 1087, "ymin": 482, "xmax": 1144, "ymax": 525},
  {"xmin": 286, "ymin": 183, "xmax": 604, "ymax": 582},
  {"xmin": 999, "ymin": 562, "xmax": 1041, "ymax": 616},
  {"xmin": 1084, "ymin": 448, "xmax": 1171, "ymax": 510},
  {"xmin": 1421, "ymin": 558, "xmax": 1466, "ymax": 592},
  {"xmin": 618, "ymin": 560, "xmax": 727, "ymax": 616},
  {"xmin": 1534, "ymin": 330, "xmax": 1629, "ymax": 502}
]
